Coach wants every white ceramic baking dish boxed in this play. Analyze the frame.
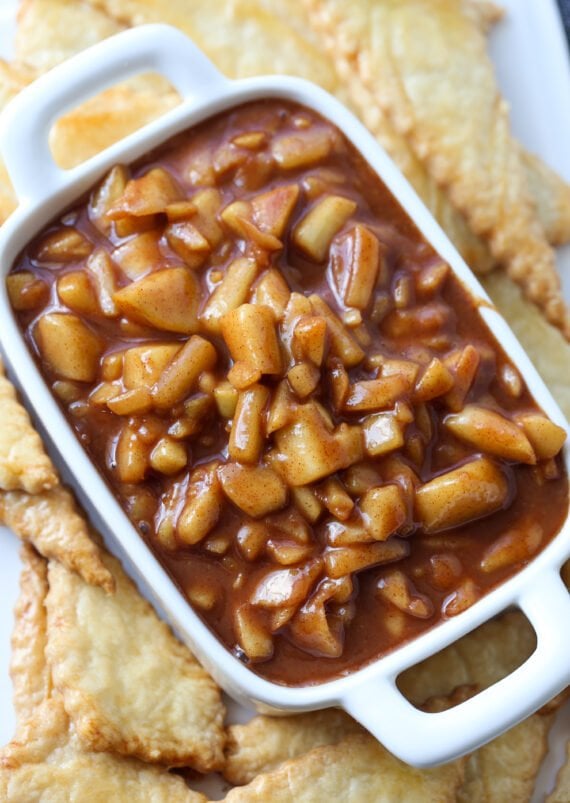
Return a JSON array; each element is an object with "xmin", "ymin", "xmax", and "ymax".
[{"xmin": 1, "ymin": 24, "xmax": 569, "ymax": 768}]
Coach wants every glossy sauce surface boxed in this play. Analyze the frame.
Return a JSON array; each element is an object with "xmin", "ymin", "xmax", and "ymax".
[{"xmin": 8, "ymin": 100, "xmax": 568, "ymax": 685}]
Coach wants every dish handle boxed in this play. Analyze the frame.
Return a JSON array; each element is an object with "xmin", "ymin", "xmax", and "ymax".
[
  {"xmin": 342, "ymin": 569, "xmax": 570, "ymax": 767},
  {"xmin": 0, "ymin": 24, "xmax": 227, "ymax": 205}
]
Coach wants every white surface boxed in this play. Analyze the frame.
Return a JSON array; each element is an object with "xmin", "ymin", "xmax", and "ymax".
[{"xmin": 0, "ymin": 0, "xmax": 569, "ymax": 794}]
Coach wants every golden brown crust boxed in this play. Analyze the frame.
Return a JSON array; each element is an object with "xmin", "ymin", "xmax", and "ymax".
[
  {"xmin": 0, "ymin": 361, "xmax": 58, "ymax": 494},
  {"xmin": 45, "ymin": 551, "xmax": 225, "ymax": 771},
  {"xmin": 0, "ymin": 487, "xmax": 114, "ymax": 594},
  {"xmin": 9, "ymin": 545, "xmax": 51, "ymax": 729},
  {"xmin": 224, "ymin": 709, "xmax": 362, "ymax": 785},
  {"xmin": 0, "ymin": 697, "xmax": 206, "ymax": 802},
  {"xmin": 222, "ymin": 732, "xmax": 465, "ymax": 801}
]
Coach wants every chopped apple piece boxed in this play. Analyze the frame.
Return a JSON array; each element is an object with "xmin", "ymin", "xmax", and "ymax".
[
  {"xmin": 360, "ymin": 484, "xmax": 408, "ymax": 541},
  {"xmin": 221, "ymin": 304, "xmax": 283, "ymax": 375},
  {"xmin": 149, "ymin": 436, "xmax": 187, "ymax": 475},
  {"xmin": 309, "ymin": 295, "xmax": 364, "ymax": 368},
  {"xmin": 415, "ymin": 457, "xmax": 509, "ymax": 533},
  {"xmin": 115, "ymin": 425, "xmax": 149, "ymax": 484},
  {"xmin": 201, "ymin": 258, "xmax": 259, "ymax": 334},
  {"xmin": 87, "ymin": 249, "xmax": 119, "ymax": 317},
  {"xmin": 318, "ymin": 477, "xmax": 354, "ymax": 521},
  {"xmin": 57, "ymin": 272, "xmax": 100, "ymax": 317},
  {"xmin": 271, "ymin": 128, "xmax": 333, "ymax": 170},
  {"xmin": 362, "ymin": 412, "xmax": 405, "ymax": 458},
  {"xmin": 227, "ymin": 361, "xmax": 262, "ymax": 390},
  {"xmin": 332, "ymin": 224, "xmax": 381, "ymax": 309},
  {"xmin": 152, "ymin": 335, "xmax": 217, "ymax": 409},
  {"xmin": 481, "ymin": 521, "xmax": 542, "ymax": 573},
  {"xmin": 229, "ymin": 384, "xmax": 270, "ymax": 463},
  {"xmin": 90, "ymin": 165, "xmax": 129, "ymax": 231},
  {"xmin": 33, "ymin": 227, "xmax": 92, "ymax": 263},
  {"xmin": 377, "ymin": 570, "xmax": 433, "ymax": 618},
  {"xmin": 214, "ymin": 381, "xmax": 238, "ymax": 419},
  {"xmin": 219, "ymin": 463, "xmax": 287, "ymax": 518},
  {"xmin": 191, "ymin": 187, "xmax": 224, "ymax": 247},
  {"xmin": 287, "ymin": 362, "xmax": 320, "ymax": 399},
  {"xmin": 516, "ymin": 414, "xmax": 566, "ymax": 460},
  {"xmin": 36, "ymin": 313, "xmax": 103, "ymax": 382},
  {"xmin": 7, "ymin": 272, "xmax": 49, "ymax": 311},
  {"xmin": 114, "ymin": 267, "xmax": 200, "ymax": 334},
  {"xmin": 414, "ymin": 357, "xmax": 454, "ymax": 402},
  {"xmin": 251, "ymin": 561, "xmax": 322, "ymax": 609},
  {"xmin": 235, "ymin": 605, "xmax": 273, "ymax": 662},
  {"xmin": 293, "ymin": 195, "xmax": 357, "ymax": 261},
  {"xmin": 251, "ymin": 269, "xmax": 291, "ymax": 320},
  {"xmin": 237, "ymin": 522, "xmax": 269, "ymax": 561},
  {"xmin": 112, "ymin": 232, "xmax": 162, "ymax": 280},
  {"xmin": 324, "ymin": 539, "xmax": 409, "ymax": 579},
  {"xmin": 251, "ymin": 184, "xmax": 300, "ymax": 237},
  {"xmin": 443, "ymin": 345, "xmax": 480, "ymax": 412},
  {"xmin": 344, "ymin": 376, "xmax": 410, "ymax": 412},
  {"xmin": 291, "ymin": 486, "xmax": 323, "ymax": 523},
  {"xmin": 123, "ymin": 343, "xmax": 180, "ymax": 389},
  {"xmin": 107, "ymin": 167, "xmax": 182, "ymax": 218},
  {"xmin": 107, "ymin": 386, "xmax": 152, "ymax": 416},
  {"xmin": 292, "ymin": 315, "xmax": 327, "ymax": 366},
  {"xmin": 273, "ymin": 403, "xmax": 361, "ymax": 486},
  {"xmin": 165, "ymin": 221, "xmax": 211, "ymax": 268},
  {"xmin": 177, "ymin": 463, "xmax": 222, "ymax": 545},
  {"xmin": 445, "ymin": 405, "xmax": 536, "ymax": 464}
]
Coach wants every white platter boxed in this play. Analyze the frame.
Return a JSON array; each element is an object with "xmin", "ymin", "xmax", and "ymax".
[{"xmin": 0, "ymin": 0, "xmax": 569, "ymax": 797}]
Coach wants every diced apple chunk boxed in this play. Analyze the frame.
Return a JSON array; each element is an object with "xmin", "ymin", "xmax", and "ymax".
[
  {"xmin": 292, "ymin": 315, "xmax": 327, "ymax": 366},
  {"xmin": 360, "ymin": 484, "xmax": 408, "ymax": 541},
  {"xmin": 293, "ymin": 195, "xmax": 357, "ymax": 261},
  {"xmin": 33, "ymin": 227, "xmax": 92, "ymax": 262},
  {"xmin": 219, "ymin": 463, "xmax": 287, "ymax": 518},
  {"xmin": 150, "ymin": 436, "xmax": 187, "ymax": 475},
  {"xmin": 415, "ymin": 457, "xmax": 509, "ymax": 533},
  {"xmin": 152, "ymin": 335, "xmax": 217, "ymax": 409},
  {"xmin": 7, "ymin": 272, "xmax": 49, "ymax": 311},
  {"xmin": 229, "ymin": 384, "xmax": 270, "ymax": 463},
  {"xmin": 177, "ymin": 465, "xmax": 223, "ymax": 545},
  {"xmin": 362, "ymin": 412, "xmax": 405, "ymax": 457},
  {"xmin": 516, "ymin": 414, "xmax": 566, "ymax": 460},
  {"xmin": 112, "ymin": 232, "xmax": 162, "ymax": 280},
  {"xmin": 273, "ymin": 403, "xmax": 361, "ymax": 486},
  {"xmin": 57, "ymin": 272, "xmax": 100, "ymax": 317},
  {"xmin": 271, "ymin": 128, "xmax": 333, "ymax": 170},
  {"xmin": 114, "ymin": 267, "xmax": 200, "ymax": 334},
  {"xmin": 480, "ymin": 522, "xmax": 542, "ymax": 573},
  {"xmin": 165, "ymin": 221, "xmax": 211, "ymax": 268},
  {"xmin": 87, "ymin": 250, "xmax": 119, "ymax": 317},
  {"xmin": 201, "ymin": 258, "xmax": 259, "ymax": 334},
  {"xmin": 36, "ymin": 313, "xmax": 103, "ymax": 382},
  {"xmin": 115, "ymin": 425, "xmax": 149, "ymax": 484},
  {"xmin": 123, "ymin": 343, "xmax": 181, "ymax": 389},
  {"xmin": 324, "ymin": 539, "xmax": 409, "ymax": 578},
  {"xmin": 344, "ymin": 376, "xmax": 409, "ymax": 412},
  {"xmin": 309, "ymin": 295, "xmax": 364, "ymax": 368},
  {"xmin": 251, "ymin": 269, "xmax": 291, "ymax": 320},
  {"xmin": 444, "ymin": 405, "xmax": 536, "ymax": 464},
  {"xmin": 108, "ymin": 167, "xmax": 182, "ymax": 218},
  {"xmin": 221, "ymin": 304, "xmax": 283, "ymax": 374},
  {"xmin": 377, "ymin": 570, "xmax": 433, "ymax": 618},
  {"xmin": 251, "ymin": 184, "xmax": 300, "ymax": 237},
  {"xmin": 235, "ymin": 605, "xmax": 273, "ymax": 662},
  {"xmin": 332, "ymin": 224, "xmax": 381, "ymax": 309},
  {"xmin": 251, "ymin": 561, "xmax": 322, "ymax": 609}
]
